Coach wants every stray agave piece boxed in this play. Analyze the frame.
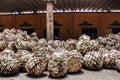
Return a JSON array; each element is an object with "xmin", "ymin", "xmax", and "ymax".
[
  {"xmin": 48, "ymin": 58, "xmax": 67, "ymax": 77},
  {"xmin": 25, "ymin": 57, "xmax": 47, "ymax": 76}
]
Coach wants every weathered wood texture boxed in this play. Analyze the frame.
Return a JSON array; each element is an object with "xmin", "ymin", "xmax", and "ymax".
[{"xmin": 0, "ymin": 13, "xmax": 120, "ymax": 40}]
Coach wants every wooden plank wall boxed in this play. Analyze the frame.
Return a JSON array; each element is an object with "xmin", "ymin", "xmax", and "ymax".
[{"xmin": 0, "ymin": 13, "xmax": 120, "ymax": 40}]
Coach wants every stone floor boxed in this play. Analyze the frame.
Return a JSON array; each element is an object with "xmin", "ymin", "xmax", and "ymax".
[{"xmin": 0, "ymin": 69, "xmax": 120, "ymax": 80}]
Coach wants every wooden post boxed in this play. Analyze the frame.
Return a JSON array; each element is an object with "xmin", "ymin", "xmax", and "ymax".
[{"xmin": 46, "ymin": 0, "xmax": 55, "ymax": 40}]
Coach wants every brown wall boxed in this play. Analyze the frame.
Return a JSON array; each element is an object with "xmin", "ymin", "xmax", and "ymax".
[{"xmin": 0, "ymin": 13, "xmax": 120, "ymax": 40}]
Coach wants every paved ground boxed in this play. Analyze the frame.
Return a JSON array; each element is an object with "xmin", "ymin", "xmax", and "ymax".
[{"xmin": 0, "ymin": 69, "xmax": 120, "ymax": 80}]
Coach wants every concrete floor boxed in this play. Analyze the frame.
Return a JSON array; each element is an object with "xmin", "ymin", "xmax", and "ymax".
[{"xmin": 0, "ymin": 69, "xmax": 120, "ymax": 80}]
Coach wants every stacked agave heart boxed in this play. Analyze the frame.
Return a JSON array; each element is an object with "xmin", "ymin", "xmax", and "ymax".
[
  {"xmin": 103, "ymin": 50, "xmax": 120, "ymax": 69},
  {"xmin": 38, "ymin": 38, "xmax": 47, "ymax": 47},
  {"xmin": 0, "ymin": 41, "xmax": 8, "ymax": 51},
  {"xmin": 115, "ymin": 59, "xmax": 120, "ymax": 71},
  {"xmin": 98, "ymin": 48, "xmax": 109, "ymax": 55},
  {"xmin": 17, "ymin": 50, "xmax": 33, "ymax": 70},
  {"xmin": 78, "ymin": 34, "xmax": 91, "ymax": 42},
  {"xmin": 32, "ymin": 46, "xmax": 41, "ymax": 53},
  {"xmin": 89, "ymin": 40, "xmax": 99, "ymax": 51},
  {"xmin": 76, "ymin": 40, "xmax": 91, "ymax": 55},
  {"xmin": 84, "ymin": 51, "xmax": 103, "ymax": 70},
  {"xmin": 2, "ymin": 49, "xmax": 18, "ymax": 58},
  {"xmin": 48, "ymin": 58, "xmax": 67, "ymax": 77},
  {"xmin": 0, "ymin": 28, "xmax": 120, "ymax": 77},
  {"xmin": 0, "ymin": 55, "xmax": 20, "ymax": 75},
  {"xmin": 33, "ymin": 47, "xmax": 53, "ymax": 61},
  {"xmin": 76, "ymin": 35, "xmax": 92, "ymax": 55},
  {"xmin": 52, "ymin": 40, "xmax": 62, "ymax": 49},
  {"xmin": 47, "ymin": 49, "xmax": 68, "ymax": 77},
  {"xmin": 17, "ymin": 40, "xmax": 31, "ymax": 51},
  {"xmin": 25, "ymin": 57, "xmax": 47, "ymax": 76},
  {"xmin": 97, "ymin": 33, "xmax": 120, "ymax": 50},
  {"xmin": 64, "ymin": 50, "xmax": 83, "ymax": 73},
  {"xmin": 65, "ymin": 39, "xmax": 77, "ymax": 51},
  {"xmin": 30, "ymin": 32, "xmax": 39, "ymax": 42}
]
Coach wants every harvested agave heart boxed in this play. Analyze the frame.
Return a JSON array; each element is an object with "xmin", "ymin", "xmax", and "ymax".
[
  {"xmin": 31, "ymin": 36, "xmax": 39, "ymax": 42},
  {"xmin": 3, "ymin": 32, "xmax": 16, "ymax": 42},
  {"xmin": 30, "ymin": 40, "xmax": 38, "ymax": 48},
  {"xmin": 7, "ymin": 41, "xmax": 18, "ymax": 52},
  {"xmin": 65, "ymin": 39, "xmax": 77, "ymax": 51},
  {"xmin": 17, "ymin": 50, "xmax": 33, "ymax": 70},
  {"xmin": 53, "ymin": 40, "xmax": 63, "ymax": 48},
  {"xmin": 9, "ymin": 28, "xmax": 17, "ymax": 34},
  {"xmin": 84, "ymin": 51, "xmax": 103, "ymax": 70},
  {"xmin": 48, "ymin": 40, "xmax": 54, "ymax": 47},
  {"xmin": 78, "ymin": 34, "xmax": 91, "ymax": 42},
  {"xmin": 25, "ymin": 57, "xmax": 47, "ymax": 76},
  {"xmin": 33, "ymin": 47, "xmax": 53, "ymax": 61},
  {"xmin": 50, "ymin": 48, "xmax": 68, "ymax": 59},
  {"xmin": 89, "ymin": 40, "xmax": 99, "ymax": 51},
  {"xmin": 64, "ymin": 50, "xmax": 83, "ymax": 73},
  {"xmin": 17, "ymin": 40, "xmax": 32, "ymax": 51},
  {"xmin": 98, "ymin": 48, "xmax": 109, "ymax": 55},
  {"xmin": 0, "ymin": 40, "xmax": 8, "ymax": 51},
  {"xmin": 2, "ymin": 29, "xmax": 12, "ymax": 41},
  {"xmin": 115, "ymin": 59, "xmax": 120, "ymax": 71},
  {"xmin": 38, "ymin": 38, "xmax": 47, "ymax": 47},
  {"xmin": 97, "ymin": 33, "xmax": 120, "ymax": 50},
  {"xmin": 32, "ymin": 46, "xmax": 41, "ymax": 53},
  {"xmin": 0, "ymin": 56, "xmax": 20, "ymax": 75},
  {"xmin": 103, "ymin": 50, "xmax": 120, "ymax": 69},
  {"xmin": 30, "ymin": 32, "xmax": 37, "ymax": 37},
  {"xmin": 97, "ymin": 37, "xmax": 107, "ymax": 46},
  {"xmin": 76, "ymin": 40, "xmax": 91, "ymax": 55},
  {"xmin": 48, "ymin": 58, "xmax": 67, "ymax": 77},
  {"xmin": 2, "ymin": 49, "xmax": 18, "ymax": 58}
]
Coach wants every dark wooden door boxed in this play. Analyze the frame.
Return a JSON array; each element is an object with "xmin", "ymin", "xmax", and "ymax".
[
  {"xmin": 44, "ymin": 28, "xmax": 60, "ymax": 39},
  {"xmin": 112, "ymin": 28, "xmax": 120, "ymax": 34},
  {"xmin": 22, "ymin": 28, "xmax": 35, "ymax": 35},
  {"xmin": 82, "ymin": 28, "xmax": 98, "ymax": 39}
]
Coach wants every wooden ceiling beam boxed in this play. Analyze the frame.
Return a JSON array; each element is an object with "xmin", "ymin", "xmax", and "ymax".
[{"xmin": 0, "ymin": 0, "xmax": 120, "ymax": 12}]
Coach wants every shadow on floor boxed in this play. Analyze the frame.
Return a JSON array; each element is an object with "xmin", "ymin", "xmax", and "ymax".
[
  {"xmin": 48, "ymin": 74, "xmax": 68, "ymax": 79},
  {"xmin": 0, "ymin": 73, "xmax": 20, "ymax": 78},
  {"xmin": 82, "ymin": 67, "xmax": 103, "ymax": 72},
  {"xmin": 26, "ymin": 73, "xmax": 47, "ymax": 79},
  {"xmin": 67, "ymin": 70, "xmax": 84, "ymax": 75}
]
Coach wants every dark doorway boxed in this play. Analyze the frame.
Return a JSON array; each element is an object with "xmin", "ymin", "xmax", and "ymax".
[
  {"xmin": 112, "ymin": 28, "xmax": 120, "ymax": 34},
  {"xmin": 82, "ymin": 28, "xmax": 98, "ymax": 39},
  {"xmin": 22, "ymin": 28, "xmax": 35, "ymax": 35},
  {"xmin": 0, "ymin": 29, "xmax": 3, "ymax": 32},
  {"xmin": 44, "ymin": 28, "xmax": 60, "ymax": 39}
]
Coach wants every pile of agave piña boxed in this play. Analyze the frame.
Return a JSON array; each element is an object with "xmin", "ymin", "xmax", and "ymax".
[{"xmin": 0, "ymin": 28, "xmax": 120, "ymax": 78}]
